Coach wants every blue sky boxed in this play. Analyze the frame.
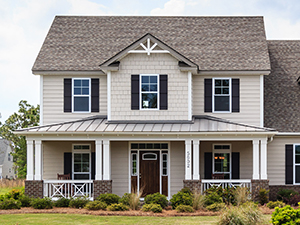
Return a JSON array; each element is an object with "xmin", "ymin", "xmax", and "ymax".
[{"xmin": 1, "ymin": 0, "xmax": 300, "ymax": 123}]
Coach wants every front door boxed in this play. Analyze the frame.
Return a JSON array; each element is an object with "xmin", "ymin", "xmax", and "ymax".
[{"xmin": 139, "ymin": 151, "xmax": 160, "ymax": 197}]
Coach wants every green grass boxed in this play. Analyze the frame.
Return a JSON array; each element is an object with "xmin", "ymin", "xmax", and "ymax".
[
  {"xmin": 0, "ymin": 186, "xmax": 23, "ymax": 195},
  {"xmin": 0, "ymin": 214, "xmax": 272, "ymax": 225}
]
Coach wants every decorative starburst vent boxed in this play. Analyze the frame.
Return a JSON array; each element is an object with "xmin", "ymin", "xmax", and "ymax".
[{"xmin": 128, "ymin": 38, "xmax": 170, "ymax": 55}]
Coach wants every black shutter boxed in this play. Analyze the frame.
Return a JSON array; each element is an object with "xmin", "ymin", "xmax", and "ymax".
[
  {"xmin": 232, "ymin": 152, "xmax": 240, "ymax": 179},
  {"xmin": 286, "ymin": 144, "xmax": 293, "ymax": 184},
  {"xmin": 91, "ymin": 152, "xmax": 95, "ymax": 180},
  {"xmin": 204, "ymin": 152, "xmax": 212, "ymax": 179},
  {"xmin": 131, "ymin": 75, "xmax": 139, "ymax": 110},
  {"xmin": 232, "ymin": 79, "xmax": 240, "ymax": 112},
  {"xmin": 160, "ymin": 75, "xmax": 168, "ymax": 110},
  {"xmin": 64, "ymin": 79, "xmax": 72, "ymax": 112},
  {"xmin": 64, "ymin": 153, "xmax": 72, "ymax": 176},
  {"xmin": 204, "ymin": 79, "xmax": 212, "ymax": 112},
  {"xmin": 91, "ymin": 78, "xmax": 99, "ymax": 112}
]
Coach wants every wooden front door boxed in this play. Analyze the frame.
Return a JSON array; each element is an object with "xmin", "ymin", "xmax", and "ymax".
[{"xmin": 139, "ymin": 151, "xmax": 160, "ymax": 197}]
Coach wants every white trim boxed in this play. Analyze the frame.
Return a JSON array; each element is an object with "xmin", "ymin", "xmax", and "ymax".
[
  {"xmin": 34, "ymin": 140, "xmax": 42, "ymax": 180},
  {"xmin": 212, "ymin": 78, "xmax": 232, "ymax": 113},
  {"xmin": 293, "ymin": 144, "xmax": 300, "ymax": 185},
  {"xmin": 40, "ymin": 75, "xmax": 43, "ymax": 126},
  {"xmin": 131, "ymin": 153, "xmax": 138, "ymax": 176},
  {"xmin": 103, "ymin": 140, "xmax": 111, "ymax": 180},
  {"xmin": 185, "ymin": 139, "xmax": 192, "ymax": 180},
  {"xmin": 72, "ymin": 144, "xmax": 91, "ymax": 180},
  {"xmin": 128, "ymin": 38, "xmax": 170, "ymax": 55},
  {"xmin": 260, "ymin": 75, "xmax": 264, "ymax": 127},
  {"xmin": 252, "ymin": 139, "xmax": 260, "ymax": 179},
  {"xmin": 33, "ymin": 71, "xmax": 105, "ymax": 76},
  {"xmin": 26, "ymin": 140, "xmax": 34, "ymax": 180},
  {"xmin": 142, "ymin": 153, "xmax": 157, "ymax": 160},
  {"xmin": 193, "ymin": 139, "xmax": 200, "ymax": 180},
  {"xmin": 161, "ymin": 153, "xmax": 168, "ymax": 176},
  {"xmin": 72, "ymin": 78, "xmax": 91, "ymax": 113},
  {"xmin": 107, "ymin": 71, "xmax": 111, "ymax": 121},
  {"xmin": 95, "ymin": 140, "xmax": 102, "ymax": 180},
  {"xmin": 198, "ymin": 70, "xmax": 270, "ymax": 76},
  {"xmin": 276, "ymin": 133, "xmax": 300, "ymax": 136},
  {"xmin": 139, "ymin": 74, "xmax": 159, "ymax": 110},
  {"xmin": 260, "ymin": 139, "xmax": 267, "ymax": 179},
  {"xmin": 188, "ymin": 72, "xmax": 192, "ymax": 121},
  {"xmin": 212, "ymin": 144, "xmax": 231, "ymax": 179}
]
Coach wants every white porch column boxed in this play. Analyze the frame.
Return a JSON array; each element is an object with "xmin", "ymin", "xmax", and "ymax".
[
  {"xmin": 193, "ymin": 139, "xmax": 200, "ymax": 180},
  {"xmin": 107, "ymin": 71, "xmax": 111, "ymax": 121},
  {"xmin": 252, "ymin": 139, "xmax": 260, "ymax": 179},
  {"xmin": 185, "ymin": 139, "xmax": 192, "ymax": 180},
  {"xmin": 95, "ymin": 140, "xmax": 103, "ymax": 180},
  {"xmin": 103, "ymin": 140, "xmax": 111, "ymax": 180},
  {"xmin": 260, "ymin": 139, "xmax": 268, "ymax": 179},
  {"xmin": 34, "ymin": 140, "xmax": 42, "ymax": 180},
  {"xmin": 26, "ymin": 140, "xmax": 34, "ymax": 180}
]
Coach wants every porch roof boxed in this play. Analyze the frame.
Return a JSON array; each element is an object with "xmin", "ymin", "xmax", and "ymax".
[{"xmin": 15, "ymin": 116, "xmax": 276, "ymax": 134}]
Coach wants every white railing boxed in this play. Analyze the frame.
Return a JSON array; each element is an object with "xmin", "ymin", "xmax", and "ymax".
[
  {"xmin": 201, "ymin": 179, "xmax": 251, "ymax": 193},
  {"xmin": 44, "ymin": 180, "xmax": 93, "ymax": 200}
]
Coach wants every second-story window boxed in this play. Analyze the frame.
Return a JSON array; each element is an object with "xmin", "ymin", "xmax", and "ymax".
[
  {"xmin": 213, "ymin": 78, "xmax": 231, "ymax": 112},
  {"xmin": 140, "ymin": 75, "xmax": 158, "ymax": 109},
  {"xmin": 73, "ymin": 78, "xmax": 90, "ymax": 112}
]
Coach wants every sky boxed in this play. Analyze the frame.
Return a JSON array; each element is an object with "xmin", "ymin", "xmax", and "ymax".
[{"xmin": 1, "ymin": 0, "xmax": 300, "ymax": 123}]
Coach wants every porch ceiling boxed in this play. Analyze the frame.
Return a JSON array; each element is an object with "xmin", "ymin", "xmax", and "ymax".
[{"xmin": 15, "ymin": 116, "xmax": 276, "ymax": 135}]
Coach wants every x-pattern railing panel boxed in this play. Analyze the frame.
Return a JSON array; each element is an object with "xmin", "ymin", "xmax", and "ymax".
[{"xmin": 201, "ymin": 179, "xmax": 251, "ymax": 194}]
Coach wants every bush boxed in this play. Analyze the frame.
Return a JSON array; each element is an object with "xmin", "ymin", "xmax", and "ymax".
[
  {"xmin": 119, "ymin": 193, "xmax": 131, "ymax": 206},
  {"xmin": 120, "ymin": 191, "xmax": 142, "ymax": 210},
  {"xmin": 258, "ymin": 188, "xmax": 269, "ymax": 205},
  {"xmin": 4, "ymin": 189, "xmax": 24, "ymax": 200},
  {"xmin": 283, "ymin": 194, "xmax": 300, "ymax": 206},
  {"xmin": 206, "ymin": 202, "xmax": 225, "ymax": 212},
  {"xmin": 96, "ymin": 193, "xmax": 120, "ymax": 206},
  {"xmin": 85, "ymin": 201, "xmax": 107, "ymax": 210},
  {"xmin": 18, "ymin": 195, "xmax": 32, "ymax": 207},
  {"xmin": 204, "ymin": 186, "xmax": 236, "ymax": 205},
  {"xmin": 142, "ymin": 203, "xmax": 162, "ymax": 213},
  {"xmin": 176, "ymin": 205, "xmax": 194, "ymax": 213},
  {"xmin": 271, "ymin": 204, "xmax": 300, "ymax": 225},
  {"xmin": 277, "ymin": 188, "xmax": 298, "ymax": 202},
  {"xmin": 240, "ymin": 202, "xmax": 263, "ymax": 224},
  {"xmin": 170, "ymin": 190, "xmax": 193, "ymax": 209},
  {"xmin": 266, "ymin": 200, "xmax": 285, "ymax": 209},
  {"xmin": 54, "ymin": 197, "xmax": 71, "ymax": 208},
  {"xmin": 180, "ymin": 187, "xmax": 193, "ymax": 195},
  {"xmin": 69, "ymin": 197, "xmax": 90, "ymax": 208},
  {"xmin": 107, "ymin": 203, "xmax": 129, "ymax": 211},
  {"xmin": 203, "ymin": 192, "xmax": 223, "ymax": 207},
  {"xmin": 193, "ymin": 192, "xmax": 205, "ymax": 210},
  {"xmin": 144, "ymin": 192, "xmax": 168, "ymax": 209},
  {"xmin": 31, "ymin": 197, "xmax": 53, "ymax": 209},
  {"xmin": 0, "ymin": 199, "xmax": 21, "ymax": 209},
  {"xmin": 234, "ymin": 187, "xmax": 251, "ymax": 206}
]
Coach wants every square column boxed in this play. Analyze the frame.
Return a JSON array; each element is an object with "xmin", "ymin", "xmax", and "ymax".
[
  {"xmin": 252, "ymin": 139, "xmax": 259, "ymax": 179},
  {"xmin": 26, "ymin": 140, "xmax": 34, "ymax": 180},
  {"xmin": 34, "ymin": 140, "xmax": 42, "ymax": 180},
  {"xmin": 185, "ymin": 139, "xmax": 192, "ymax": 180},
  {"xmin": 103, "ymin": 140, "xmax": 111, "ymax": 180},
  {"xmin": 193, "ymin": 139, "xmax": 200, "ymax": 180},
  {"xmin": 260, "ymin": 139, "xmax": 268, "ymax": 179},
  {"xmin": 95, "ymin": 140, "xmax": 103, "ymax": 180}
]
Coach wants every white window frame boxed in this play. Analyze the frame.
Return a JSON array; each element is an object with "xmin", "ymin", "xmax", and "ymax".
[
  {"xmin": 212, "ymin": 78, "xmax": 231, "ymax": 113},
  {"xmin": 72, "ymin": 144, "xmax": 91, "ymax": 180},
  {"xmin": 72, "ymin": 78, "xmax": 91, "ymax": 113},
  {"xmin": 131, "ymin": 153, "xmax": 138, "ymax": 176},
  {"xmin": 293, "ymin": 144, "xmax": 300, "ymax": 185},
  {"xmin": 212, "ymin": 144, "xmax": 232, "ymax": 179},
  {"xmin": 142, "ymin": 153, "xmax": 157, "ymax": 160},
  {"xmin": 161, "ymin": 153, "xmax": 168, "ymax": 176},
  {"xmin": 140, "ymin": 74, "xmax": 159, "ymax": 110}
]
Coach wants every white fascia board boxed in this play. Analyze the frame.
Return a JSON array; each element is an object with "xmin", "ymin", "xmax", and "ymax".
[
  {"xmin": 197, "ymin": 70, "xmax": 270, "ymax": 76},
  {"xmin": 32, "ymin": 71, "xmax": 105, "ymax": 76},
  {"xmin": 276, "ymin": 132, "xmax": 300, "ymax": 136}
]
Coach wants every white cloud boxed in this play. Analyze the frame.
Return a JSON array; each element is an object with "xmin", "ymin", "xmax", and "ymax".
[
  {"xmin": 67, "ymin": 0, "xmax": 107, "ymax": 15},
  {"xmin": 151, "ymin": 0, "xmax": 185, "ymax": 16}
]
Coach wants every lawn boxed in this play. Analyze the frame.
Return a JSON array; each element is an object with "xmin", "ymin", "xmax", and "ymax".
[
  {"xmin": 0, "ymin": 179, "xmax": 24, "ymax": 195},
  {"xmin": 0, "ymin": 214, "xmax": 272, "ymax": 225}
]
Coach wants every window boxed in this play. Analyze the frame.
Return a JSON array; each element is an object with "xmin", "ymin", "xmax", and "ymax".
[
  {"xmin": 73, "ymin": 145, "xmax": 91, "ymax": 180},
  {"xmin": 213, "ymin": 144, "xmax": 231, "ymax": 179},
  {"xmin": 162, "ymin": 153, "xmax": 168, "ymax": 176},
  {"xmin": 140, "ymin": 75, "xmax": 158, "ymax": 109},
  {"xmin": 213, "ymin": 78, "xmax": 231, "ymax": 112},
  {"xmin": 294, "ymin": 144, "xmax": 300, "ymax": 184},
  {"xmin": 9, "ymin": 168, "xmax": 11, "ymax": 173},
  {"xmin": 73, "ymin": 78, "xmax": 90, "ymax": 112},
  {"xmin": 8, "ymin": 153, "xmax": 11, "ymax": 161},
  {"xmin": 131, "ymin": 153, "xmax": 137, "ymax": 176}
]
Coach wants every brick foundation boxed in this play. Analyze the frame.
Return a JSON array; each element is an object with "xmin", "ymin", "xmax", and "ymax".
[
  {"xmin": 93, "ymin": 180, "xmax": 112, "ymax": 199},
  {"xmin": 25, "ymin": 180, "xmax": 44, "ymax": 198},
  {"xmin": 183, "ymin": 180, "xmax": 202, "ymax": 192},
  {"xmin": 269, "ymin": 185, "xmax": 300, "ymax": 201},
  {"xmin": 251, "ymin": 179, "xmax": 269, "ymax": 201}
]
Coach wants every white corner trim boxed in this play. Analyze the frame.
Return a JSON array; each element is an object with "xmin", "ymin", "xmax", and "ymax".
[
  {"xmin": 260, "ymin": 75, "xmax": 264, "ymax": 127},
  {"xmin": 188, "ymin": 72, "xmax": 192, "ymax": 121},
  {"xmin": 107, "ymin": 71, "xmax": 111, "ymax": 121},
  {"xmin": 40, "ymin": 75, "xmax": 43, "ymax": 126}
]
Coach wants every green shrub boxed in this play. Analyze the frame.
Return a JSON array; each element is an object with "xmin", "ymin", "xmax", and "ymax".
[
  {"xmin": 240, "ymin": 202, "xmax": 263, "ymax": 224},
  {"xmin": 18, "ymin": 195, "xmax": 32, "ymax": 207},
  {"xmin": 258, "ymin": 188, "xmax": 269, "ymax": 205},
  {"xmin": 204, "ymin": 186, "xmax": 237, "ymax": 205},
  {"xmin": 4, "ymin": 189, "xmax": 24, "ymax": 200},
  {"xmin": 120, "ymin": 191, "xmax": 142, "ymax": 210},
  {"xmin": 142, "ymin": 203, "xmax": 162, "ymax": 213},
  {"xmin": 180, "ymin": 187, "xmax": 193, "ymax": 195},
  {"xmin": 203, "ymin": 192, "xmax": 223, "ymax": 207},
  {"xmin": 266, "ymin": 200, "xmax": 285, "ymax": 209},
  {"xmin": 119, "ymin": 193, "xmax": 131, "ymax": 206},
  {"xmin": 0, "ymin": 199, "xmax": 21, "ymax": 209},
  {"xmin": 206, "ymin": 202, "xmax": 225, "ymax": 212},
  {"xmin": 31, "ymin": 197, "xmax": 53, "ymax": 209},
  {"xmin": 54, "ymin": 197, "xmax": 71, "ymax": 207},
  {"xmin": 84, "ymin": 201, "xmax": 107, "ymax": 210},
  {"xmin": 170, "ymin": 190, "xmax": 193, "ymax": 209},
  {"xmin": 144, "ymin": 192, "xmax": 168, "ymax": 209},
  {"xmin": 277, "ymin": 188, "xmax": 298, "ymax": 202},
  {"xmin": 96, "ymin": 193, "xmax": 120, "ymax": 206},
  {"xmin": 271, "ymin": 204, "xmax": 300, "ymax": 225},
  {"xmin": 107, "ymin": 203, "xmax": 129, "ymax": 211},
  {"xmin": 69, "ymin": 197, "xmax": 90, "ymax": 208},
  {"xmin": 176, "ymin": 205, "xmax": 194, "ymax": 213}
]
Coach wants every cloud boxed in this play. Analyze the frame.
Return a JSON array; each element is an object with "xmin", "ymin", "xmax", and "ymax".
[
  {"xmin": 67, "ymin": 0, "xmax": 107, "ymax": 15},
  {"xmin": 151, "ymin": 0, "xmax": 186, "ymax": 15}
]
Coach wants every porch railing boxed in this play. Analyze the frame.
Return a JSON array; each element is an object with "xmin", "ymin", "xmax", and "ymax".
[
  {"xmin": 44, "ymin": 180, "xmax": 93, "ymax": 200},
  {"xmin": 201, "ymin": 179, "xmax": 251, "ymax": 193}
]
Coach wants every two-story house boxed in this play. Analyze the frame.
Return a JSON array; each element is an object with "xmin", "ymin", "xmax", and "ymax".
[{"xmin": 16, "ymin": 16, "xmax": 300, "ymax": 200}]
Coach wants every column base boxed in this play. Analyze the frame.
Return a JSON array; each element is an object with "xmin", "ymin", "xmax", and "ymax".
[
  {"xmin": 25, "ymin": 180, "xmax": 44, "ymax": 198},
  {"xmin": 93, "ymin": 180, "xmax": 112, "ymax": 199},
  {"xmin": 183, "ymin": 180, "xmax": 201, "ymax": 192},
  {"xmin": 251, "ymin": 179, "xmax": 269, "ymax": 201}
]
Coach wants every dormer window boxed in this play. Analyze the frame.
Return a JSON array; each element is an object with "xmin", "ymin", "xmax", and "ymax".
[{"xmin": 141, "ymin": 75, "xmax": 158, "ymax": 109}]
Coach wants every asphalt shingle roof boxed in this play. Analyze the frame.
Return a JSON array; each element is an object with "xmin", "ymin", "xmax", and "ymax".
[{"xmin": 32, "ymin": 16, "xmax": 271, "ymax": 72}]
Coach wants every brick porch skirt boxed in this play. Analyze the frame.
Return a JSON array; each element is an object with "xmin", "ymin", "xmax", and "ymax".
[
  {"xmin": 183, "ymin": 180, "xmax": 202, "ymax": 192},
  {"xmin": 93, "ymin": 180, "xmax": 112, "ymax": 199},
  {"xmin": 269, "ymin": 185, "xmax": 300, "ymax": 201},
  {"xmin": 25, "ymin": 180, "xmax": 44, "ymax": 198},
  {"xmin": 251, "ymin": 179, "xmax": 269, "ymax": 201}
]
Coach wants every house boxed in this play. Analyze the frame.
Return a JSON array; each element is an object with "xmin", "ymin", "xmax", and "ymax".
[
  {"xmin": 15, "ymin": 16, "xmax": 300, "ymax": 200},
  {"xmin": 0, "ymin": 139, "xmax": 16, "ymax": 179}
]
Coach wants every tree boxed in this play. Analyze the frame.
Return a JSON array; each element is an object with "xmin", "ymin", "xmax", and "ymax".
[{"xmin": 0, "ymin": 100, "xmax": 39, "ymax": 178}]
